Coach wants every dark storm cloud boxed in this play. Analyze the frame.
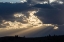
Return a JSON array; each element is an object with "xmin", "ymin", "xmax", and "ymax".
[
  {"xmin": 0, "ymin": 1, "xmax": 64, "ymax": 26},
  {"xmin": 0, "ymin": 2, "xmax": 39, "ymax": 23},
  {"xmin": 35, "ymin": 4, "xmax": 64, "ymax": 25},
  {"xmin": 28, "ymin": 0, "xmax": 64, "ymax": 25},
  {"xmin": 0, "ymin": 2, "xmax": 30, "ymax": 21}
]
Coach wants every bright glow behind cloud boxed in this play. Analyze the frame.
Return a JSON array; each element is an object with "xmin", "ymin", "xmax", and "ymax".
[{"xmin": 0, "ymin": 10, "xmax": 43, "ymax": 29}]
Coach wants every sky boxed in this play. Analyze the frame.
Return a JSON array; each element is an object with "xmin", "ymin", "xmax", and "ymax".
[
  {"xmin": 0, "ymin": 0, "xmax": 64, "ymax": 37},
  {"xmin": 0, "ymin": 0, "xmax": 56, "ymax": 3},
  {"xmin": 0, "ymin": 0, "xmax": 23, "ymax": 2},
  {"xmin": 0, "ymin": 0, "xmax": 27, "ymax": 3}
]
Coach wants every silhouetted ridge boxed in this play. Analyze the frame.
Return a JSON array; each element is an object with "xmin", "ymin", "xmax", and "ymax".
[{"xmin": 0, "ymin": 35, "xmax": 64, "ymax": 42}]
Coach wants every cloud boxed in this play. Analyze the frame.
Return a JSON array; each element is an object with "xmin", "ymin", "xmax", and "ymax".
[
  {"xmin": 0, "ymin": 0, "xmax": 64, "ymax": 37},
  {"xmin": 0, "ymin": 3, "xmax": 30, "ymax": 21},
  {"xmin": 0, "ymin": 3, "xmax": 42, "ymax": 28},
  {"xmin": 0, "ymin": 1, "xmax": 64, "ymax": 28},
  {"xmin": 35, "ymin": 4, "xmax": 64, "ymax": 25},
  {"xmin": 27, "ymin": 0, "xmax": 49, "ymax": 4}
]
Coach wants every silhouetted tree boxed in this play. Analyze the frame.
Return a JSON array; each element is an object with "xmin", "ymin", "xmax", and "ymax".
[
  {"xmin": 49, "ymin": 34, "xmax": 51, "ymax": 37},
  {"xmin": 15, "ymin": 35, "xmax": 18, "ymax": 37},
  {"xmin": 24, "ymin": 36, "xmax": 25, "ymax": 38}
]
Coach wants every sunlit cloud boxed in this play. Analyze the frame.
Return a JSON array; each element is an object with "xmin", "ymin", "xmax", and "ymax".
[
  {"xmin": 54, "ymin": 26, "xmax": 58, "ymax": 30},
  {"xmin": 58, "ymin": 1, "xmax": 63, "ymax": 4},
  {"xmin": 49, "ymin": 0, "xmax": 56, "ymax": 3},
  {"xmin": 0, "ymin": 9, "xmax": 56, "ymax": 30},
  {"xmin": 0, "ymin": 10, "xmax": 44, "ymax": 29},
  {"xmin": 37, "ymin": 1, "xmax": 48, "ymax": 4},
  {"xmin": 14, "ymin": 13, "xmax": 26, "ymax": 18},
  {"xmin": 20, "ymin": 0, "xmax": 27, "ymax": 3}
]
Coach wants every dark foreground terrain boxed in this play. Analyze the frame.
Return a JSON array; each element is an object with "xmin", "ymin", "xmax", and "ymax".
[{"xmin": 0, "ymin": 35, "xmax": 64, "ymax": 42}]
